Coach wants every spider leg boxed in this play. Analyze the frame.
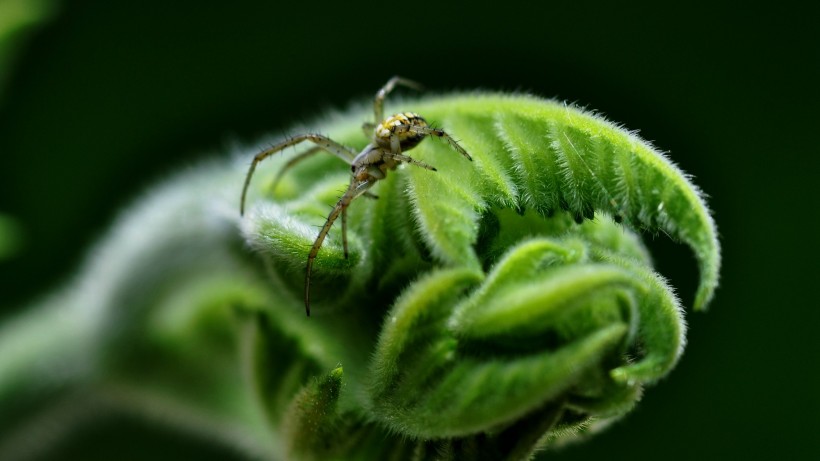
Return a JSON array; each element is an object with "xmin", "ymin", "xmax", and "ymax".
[
  {"xmin": 304, "ymin": 179, "xmax": 374, "ymax": 316},
  {"xmin": 390, "ymin": 133, "xmax": 403, "ymax": 156},
  {"xmin": 270, "ymin": 146, "xmax": 322, "ymax": 192},
  {"xmin": 386, "ymin": 132, "xmax": 437, "ymax": 170},
  {"xmin": 362, "ymin": 122, "xmax": 376, "ymax": 137},
  {"xmin": 341, "ymin": 207, "xmax": 348, "ymax": 259},
  {"xmin": 240, "ymin": 134, "xmax": 358, "ymax": 215},
  {"xmin": 406, "ymin": 125, "xmax": 473, "ymax": 161},
  {"xmin": 374, "ymin": 76, "xmax": 424, "ymax": 123},
  {"xmin": 384, "ymin": 152, "xmax": 437, "ymax": 171}
]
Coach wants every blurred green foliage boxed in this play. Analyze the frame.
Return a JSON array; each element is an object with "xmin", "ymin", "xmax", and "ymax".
[
  {"xmin": 0, "ymin": 0, "xmax": 58, "ymax": 100},
  {"xmin": 0, "ymin": 213, "xmax": 22, "ymax": 261}
]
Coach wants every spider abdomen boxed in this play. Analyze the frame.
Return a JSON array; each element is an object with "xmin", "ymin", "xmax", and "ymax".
[{"xmin": 375, "ymin": 112, "xmax": 427, "ymax": 151}]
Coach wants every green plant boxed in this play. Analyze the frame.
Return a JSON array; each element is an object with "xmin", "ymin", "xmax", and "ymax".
[
  {"xmin": 0, "ymin": 0, "xmax": 59, "ymax": 101},
  {"xmin": 0, "ymin": 92, "xmax": 719, "ymax": 460}
]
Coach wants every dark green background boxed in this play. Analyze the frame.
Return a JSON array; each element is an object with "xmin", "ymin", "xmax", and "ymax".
[{"xmin": 1, "ymin": 1, "xmax": 817, "ymax": 459}]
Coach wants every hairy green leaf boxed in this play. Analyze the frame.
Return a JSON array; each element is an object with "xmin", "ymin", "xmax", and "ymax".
[
  {"xmin": 244, "ymin": 93, "xmax": 719, "ymax": 311},
  {"xmin": 238, "ymin": 92, "xmax": 716, "ymax": 457},
  {"xmin": 1, "ymin": 90, "xmax": 719, "ymax": 460}
]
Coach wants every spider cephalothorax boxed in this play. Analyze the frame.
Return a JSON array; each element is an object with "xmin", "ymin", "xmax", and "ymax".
[{"xmin": 240, "ymin": 77, "xmax": 472, "ymax": 316}]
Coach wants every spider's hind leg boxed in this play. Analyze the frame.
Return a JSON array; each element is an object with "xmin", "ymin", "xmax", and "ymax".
[{"xmin": 373, "ymin": 76, "xmax": 423, "ymax": 123}]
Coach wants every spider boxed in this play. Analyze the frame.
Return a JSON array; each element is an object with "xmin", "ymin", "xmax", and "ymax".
[{"xmin": 240, "ymin": 77, "xmax": 473, "ymax": 316}]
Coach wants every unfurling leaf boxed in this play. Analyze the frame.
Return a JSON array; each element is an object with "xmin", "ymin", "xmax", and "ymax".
[
  {"xmin": 1, "ymin": 90, "xmax": 719, "ymax": 461},
  {"xmin": 241, "ymin": 93, "xmax": 714, "ymax": 458}
]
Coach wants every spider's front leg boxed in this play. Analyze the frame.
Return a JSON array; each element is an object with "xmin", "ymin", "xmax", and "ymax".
[
  {"xmin": 304, "ymin": 178, "xmax": 374, "ymax": 316},
  {"xmin": 406, "ymin": 125, "xmax": 473, "ymax": 161},
  {"xmin": 384, "ymin": 124, "xmax": 473, "ymax": 172},
  {"xmin": 240, "ymin": 134, "xmax": 357, "ymax": 215},
  {"xmin": 384, "ymin": 149, "xmax": 438, "ymax": 171},
  {"xmin": 269, "ymin": 146, "xmax": 321, "ymax": 193}
]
